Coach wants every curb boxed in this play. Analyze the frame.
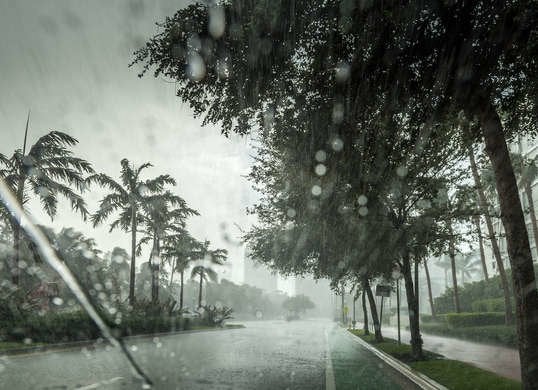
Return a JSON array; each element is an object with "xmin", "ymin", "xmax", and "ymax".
[
  {"xmin": 344, "ymin": 329, "xmax": 448, "ymax": 390},
  {"xmin": 2, "ymin": 324, "xmax": 245, "ymax": 358}
]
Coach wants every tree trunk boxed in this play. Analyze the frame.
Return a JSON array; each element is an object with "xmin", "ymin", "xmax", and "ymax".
[
  {"xmin": 469, "ymin": 147, "xmax": 513, "ymax": 324},
  {"xmin": 363, "ymin": 277, "xmax": 382, "ymax": 342},
  {"xmin": 179, "ymin": 270, "xmax": 184, "ymax": 310},
  {"xmin": 479, "ymin": 104, "xmax": 538, "ymax": 387},
  {"xmin": 150, "ymin": 235, "xmax": 160, "ymax": 303},
  {"xmin": 448, "ymin": 232, "xmax": 461, "ymax": 313},
  {"xmin": 473, "ymin": 215, "xmax": 489, "ymax": 281},
  {"xmin": 198, "ymin": 272, "xmax": 203, "ymax": 308},
  {"xmin": 341, "ymin": 286, "xmax": 345, "ymax": 325},
  {"xmin": 424, "ymin": 259, "xmax": 435, "ymax": 318},
  {"xmin": 361, "ymin": 288, "xmax": 369, "ymax": 335},
  {"xmin": 169, "ymin": 258, "xmax": 176, "ymax": 288},
  {"xmin": 129, "ymin": 206, "xmax": 137, "ymax": 305},
  {"xmin": 402, "ymin": 251, "xmax": 423, "ymax": 359},
  {"xmin": 525, "ymin": 183, "xmax": 538, "ymax": 260}
]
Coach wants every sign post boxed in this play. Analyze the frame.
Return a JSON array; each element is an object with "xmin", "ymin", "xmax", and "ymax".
[{"xmin": 375, "ymin": 285, "xmax": 391, "ymax": 330}]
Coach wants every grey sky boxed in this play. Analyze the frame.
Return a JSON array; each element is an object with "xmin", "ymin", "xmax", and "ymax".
[{"xmin": 0, "ymin": 0, "xmax": 259, "ymax": 284}]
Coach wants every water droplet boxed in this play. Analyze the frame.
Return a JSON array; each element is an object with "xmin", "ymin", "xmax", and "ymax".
[
  {"xmin": 311, "ymin": 185, "xmax": 322, "ymax": 196},
  {"xmin": 23, "ymin": 337, "xmax": 33, "ymax": 345},
  {"xmin": 331, "ymin": 137, "xmax": 344, "ymax": 152},
  {"xmin": 315, "ymin": 150, "xmax": 327, "ymax": 162},
  {"xmin": 396, "ymin": 165, "xmax": 408, "ymax": 177},
  {"xmin": 130, "ymin": 345, "xmax": 138, "ymax": 352},
  {"xmin": 286, "ymin": 208, "xmax": 296, "ymax": 218},
  {"xmin": 335, "ymin": 61, "xmax": 351, "ymax": 82},
  {"xmin": 332, "ymin": 103, "xmax": 344, "ymax": 123},
  {"xmin": 315, "ymin": 164, "xmax": 327, "ymax": 176},
  {"xmin": 358, "ymin": 195, "xmax": 368, "ymax": 206},
  {"xmin": 187, "ymin": 53, "xmax": 206, "ymax": 81},
  {"xmin": 37, "ymin": 186, "xmax": 51, "ymax": 198},
  {"xmin": 52, "ymin": 297, "xmax": 64, "ymax": 306},
  {"xmin": 358, "ymin": 206, "xmax": 368, "ymax": 216},
  {"xmin": 208, "ymin": 6, "xmax": 225, "ymax": 39},
  {"xmin": 138, "ymin": 185, "xmax": 150, "ymax": 197},
  {"xmin": 256, "ymin": 310, "xmax": 263, "ymax": 319}
]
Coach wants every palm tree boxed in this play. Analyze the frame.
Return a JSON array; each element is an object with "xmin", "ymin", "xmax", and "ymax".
[
  {"xmin": 0, "ymin": 117, "xmax": 93, "ymax": 285},
  {"xmin": 191, "ymin": 241, "xmax": 227, "ymax": 308},
  {"xmin": 162, "ymin": 231, "xmax": 202, "ymax": 310},
  {"xmin": 456, "ymin": 252, "xmax": 481, "ymax": 285},
  {"xmin": 87, "ymin": 159, "xmax": 175, "ymax": 305},
  {"xmin": 139, "ymin": 191, "xmax": 198, "ymax": 303}
]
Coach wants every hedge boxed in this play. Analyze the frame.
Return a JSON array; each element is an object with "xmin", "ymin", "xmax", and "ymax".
[
  {"xmin": 421, "ymin": 312, "xmax": 506, "ymax": 328},
  {"xmin": 420, "ymin": 323, "xmax": 517, "ymax": 347},
  {"xmin": 471, "ymin": 298, "xmax": 505, "ymax": 313},
  {"xmin": 0, "ymin": 311, "xmax": 201, "ymax": 344},
  {"xmin": 445, "ymin": 312, "xmax": 506, "ymax": 328}
]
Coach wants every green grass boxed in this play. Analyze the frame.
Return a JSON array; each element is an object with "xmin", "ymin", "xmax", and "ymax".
[
  {"xmin": 411, "ymin": 359, "xmax": 521, "ymax": 390},
  {"xmin": 348, "ymin": 329, "xmax": 520, "ymax": 390},
  {"xmin": 0, "ymin": 341, "xmax": 47, "ymax": 352}
]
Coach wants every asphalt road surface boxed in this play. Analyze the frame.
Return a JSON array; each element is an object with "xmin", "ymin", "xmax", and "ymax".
[{"xmin": 1, "ymin": 320, "xmax": 421, "ymax": 389}]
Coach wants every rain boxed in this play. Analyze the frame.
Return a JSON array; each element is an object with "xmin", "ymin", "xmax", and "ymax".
[{"xmin": 1, "ymin": 1, "xmax": 538, "ymax": 390}]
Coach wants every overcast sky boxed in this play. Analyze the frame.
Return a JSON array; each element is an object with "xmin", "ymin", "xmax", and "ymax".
[{"xmin": 0, "ymin": 0, "xmax": 263, "ymax": 284}]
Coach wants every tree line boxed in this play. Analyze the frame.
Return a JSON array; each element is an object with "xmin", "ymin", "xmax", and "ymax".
[{"xmin": 0, "ymin": 120, "xmax": 227, "ymax": 310}]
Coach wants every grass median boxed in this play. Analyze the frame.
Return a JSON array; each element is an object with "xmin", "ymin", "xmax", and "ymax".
[{"xmin": 348, "ymin": 329, "xmax": 520, "ymax": 390}]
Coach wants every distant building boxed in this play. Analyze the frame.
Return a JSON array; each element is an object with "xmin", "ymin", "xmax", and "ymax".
[{"xmin": 243, "ymin": 247, "xmax": 278, "ymax": 292}]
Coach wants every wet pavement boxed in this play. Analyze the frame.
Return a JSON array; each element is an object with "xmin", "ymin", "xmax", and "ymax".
[
  {"xmin": 2, "ymin": 320, "xmax": 421, "ymax": 389},
  {"xmin": 378, "ymin": 326, "xmax": 520, "ymax": 381}
]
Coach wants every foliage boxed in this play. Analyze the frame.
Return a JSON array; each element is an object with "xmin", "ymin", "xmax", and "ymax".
[
  {"xmin": 472, "ymin": 298, "xmax": 507, "ymax": 313},
  {"xmin": 422, "ymin": 312, "xmax": 506, "ymax": 328},
  {"xmin": 445, "ymin": 312, "xmax": 507, "ymax": 328},
  {"xmin": 282, "ymin": 294, "xmax": 315, "ymax": 315},
  {"xmin": 420, "ymin": 323, "xmax": 517, "ymax": 348},
  {"xmin": 199, "ymin": 305, "xmax": 233, "ymax": 327}
]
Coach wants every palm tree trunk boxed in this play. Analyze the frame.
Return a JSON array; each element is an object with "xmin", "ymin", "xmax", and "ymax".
[
  {"xmin": 150, "ymin": 234, "xmax": 160, "ymax": 303},
  {"xmin": 198, "ymin": 272, "xmax": 203, "ymax": 308},
  {"xmin": 525, "ymin": 182, "xmax": 538, "ymax": 260},
  {"xmin": 424, "ymin": 259, "xmax": 435, "ymax": 318},
  {"xmin": 478, "ymin": 104, "xmax": 538, "ymax": 388},
  {"xmin": 169, "ymin": 258, "xmax": 176, "ymax": 288},
  {"xmin": 402, "ymin": 250, "xmax": 423, "ymax": 359},
  {"xmin": 179, "ymin": 270, "xmax": 184, "ymax": 310},
  {"xmin": 469, "ymin": 147, "xmax": 513, "ymax": 324},
  {"xmin": 363, "ymin": 277, "xmax": 382, "ymax": 342},
  {"xmin": 361, "ymin": 289, "xmax": 369, "ymax": 335},
  {"xmin": 129, "ymin": 206, "xmax": 137, "ymax": 305},
  {"xmin": 473, "ymin": 215, "xmax": 489, "ymax": 281}
]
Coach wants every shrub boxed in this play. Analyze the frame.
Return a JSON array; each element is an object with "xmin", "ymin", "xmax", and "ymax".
[
  {"xmin": 420, "ymin": 323, "xmax": 517, "ymax": 347},
  {"xmin": 471, "ymin": 298, "xmax": 505, "ymax": 313},
  {"xmin": 445, "ymin": 312, "xmax": 506, "ymax": 328},
  {"xmin": 421, "ymin": 314, "xmax": 447, "ymax": 324}
]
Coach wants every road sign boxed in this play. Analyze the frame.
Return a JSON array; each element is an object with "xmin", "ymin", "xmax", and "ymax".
[{"xmin": 375, "ymin": 285, "xmax": 391, "ymax": 297}]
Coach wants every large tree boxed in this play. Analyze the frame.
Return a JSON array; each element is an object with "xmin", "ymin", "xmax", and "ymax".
[
  {"xmin": 134, "ymin": 2, "xmax": 538, "ymax": 385},
  {"xmin": 88, "ymin": 159, "xmax": 176, "ymax": 305}
]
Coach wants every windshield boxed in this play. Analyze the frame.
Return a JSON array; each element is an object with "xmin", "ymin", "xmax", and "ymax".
[{"xmin": 0, "ymin": 1, "xmax": 536, "ymax": 389}]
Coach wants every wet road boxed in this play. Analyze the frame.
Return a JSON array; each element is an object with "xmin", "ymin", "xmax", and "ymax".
[{"xmin": 1, "ymin": 320, "xmax": 421, "ymax": 389}]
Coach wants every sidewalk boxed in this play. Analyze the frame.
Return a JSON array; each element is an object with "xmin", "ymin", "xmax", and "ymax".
[{"xmin": 367, "ymin": 325, "xmax": 520, "ymax": 381}]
